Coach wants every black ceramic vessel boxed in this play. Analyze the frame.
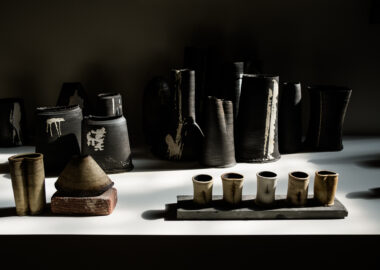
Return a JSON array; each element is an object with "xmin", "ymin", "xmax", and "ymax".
[
  {"xmin": 159, "ymin": 69, "xmax": 203, "ymax": 161},
  {"xmin": 235, "ymin": 74, "xmax": 281, "ymax": 163},
  {"xmin": 96, "ymin": 93, "xmax": 123, "ymax": 117},
  {"xmin": 279, "ymin": 82, "xmax": 303, "ymax": 154},
  {"xmin": 82, "ymin": 115, "xmax": 133, "ymax": 173},
  {"xmin": 142, "ymin": 76, "xmax": 171, "ymax": 147},
  {"xmin": 35, "ymin": 105, "xmax": 82, "ymax": 174},
  {"xmin": 56, "ymin": 82, "xmax": 90, "ymax": 115},
  {"xmin": 304, "ymin": 85, "xmax": 352, "ymax": 151},
  {"xmin": 0, "ymin": 98, "xmax": 26, "ymax": 146},
  {"xmin": 200, "ymin": 97, "xmax": 236, "ymax": 168}
]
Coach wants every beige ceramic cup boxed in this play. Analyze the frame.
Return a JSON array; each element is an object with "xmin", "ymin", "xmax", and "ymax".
[
  {"xmin": 255, "ymin": 171, "xmax": 277, "ymax": 207},
  {"xmin": 221, "ymin": 172, "xmax": 244, "ymax": 205},
  {"xmin": 192, "ymin": 174, "xmax": 213, "ymax": 205},
  {"xmin": 286, "ymin": 171, "xmax": 310, "ymax": 206},
  {"xmin": 314, "ymin": 170, "xmax": 339, "ymax": 206}
]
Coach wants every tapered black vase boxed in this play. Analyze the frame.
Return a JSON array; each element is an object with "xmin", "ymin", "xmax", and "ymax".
[
  {"xmin": 159, "ymin": 69, "xmax": 204, "ymax": 161},
  {"xmin": 142, "ymin": 77, "xmax": 171, "ymax": 148},
  {"xmin": 221, "ymin": 62, "xmax": 244, "ymax": 119},
  {"xmin": 201, "ymin": 97, "xmax": 236, "ymax": 168},
  {"xmin": 35, "ymin": 105, "xmax": 82, "ymax": 174},
  {"xmin": 82, "ymin": 115, "xmax": 133, "ymax": 173},
  {"xmin": 304, "ymin": 85, "xmax": 352, "ymax": 151},
  {"xmin": 56, "ymin": 82, "xmax": 90, "ymax": 115},
  {"xmin": 235, "ymin": 74, "xmax": 281, "ymax": 163},
  {"xmin": 279, "ymin": 82, "xmax": 303, "ymax": 154},
  {"xmin": 0, "ymin": 98, "xmax": 26, "ymax": 146},
  {"xmin": 96, "ymin": 93, "xmax": 123, "ymax": 117}
]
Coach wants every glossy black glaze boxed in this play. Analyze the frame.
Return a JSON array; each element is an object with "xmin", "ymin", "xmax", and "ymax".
[{"xmin": 96, "ymin": 93, "xmax": 123, "ymax": 117}]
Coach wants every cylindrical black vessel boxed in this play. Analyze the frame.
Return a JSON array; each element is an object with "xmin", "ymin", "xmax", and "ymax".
[
  {"xmin": 235, "ymin": 74, "xmax": 281, "ymax": 163},
  {"xmin": 0, "ymin": 98, "xmax": 26, "ymax": 146},
  {"xmin": 221, "ymin": 62, "xmax": 244, "ymax": 120},
  {"xmin": 96, "ymin": 93, "xmax": 123, "ymax": 117},
  {"xmin": 304, "ymin": 85, "xmax": 352, "ymax": 151},
  {"xmin": 279, "ymin": 82, "xmax": 303, "ymax": 154},
  {"xmin": 56, "ymin": 82, "xmax": 91, "ymax": 115},
  {"xmin": 82, "ymin": 115, "xmax": 133, "ymax": 173},
  {"xmin": 201, "ymin": 97, "xmax": 236, "ymax": 168},
  {"xmin": 35, "ymin": 105, "xmax": 82, "ymax": 174}
]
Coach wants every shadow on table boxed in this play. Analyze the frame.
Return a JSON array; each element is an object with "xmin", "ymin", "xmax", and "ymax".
[
  {"xmin": 346, "ymin": 188, "xmax": 380, "ymax": 200},
  {"xmin": 0, "ymin": 162, "xmax": 9, "ymax": 174},
  {"xmin": 141, "ymin": 203, "xmax": 177, "ymax": 221},
  {"xmin": 308, "ymin": 153, "xmax": 380, "ymax": 168}
]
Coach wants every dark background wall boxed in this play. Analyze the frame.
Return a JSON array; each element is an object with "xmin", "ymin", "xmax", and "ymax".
[{"xmin": 0, "ymin": 0, "xmax": 379, "ymax": 146}]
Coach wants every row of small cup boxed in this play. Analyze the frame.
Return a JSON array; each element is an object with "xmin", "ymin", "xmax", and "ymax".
[{"xmin": 192, "ymin": 170, "xmax": 339, "ymax": 207}]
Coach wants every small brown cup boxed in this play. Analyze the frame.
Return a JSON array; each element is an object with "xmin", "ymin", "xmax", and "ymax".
[
  {"xmin": 314, "ymin": 170, "xmax": 339, "ymax": 206},
  {"xmin": 221, "ymin": 172, "xmax": 244, "ymax": 205},
  {"xmin": 192, "ymin": 174, "xmax": 213, "ymax": 205},
  {"xmin": 286, "ymin": 171, "xmax": 310, "ymax": 207}
]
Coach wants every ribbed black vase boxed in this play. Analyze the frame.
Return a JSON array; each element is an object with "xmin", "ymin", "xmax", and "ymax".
[
  {"xmin": 35, "ymin": 105, "xmax": 82, "ymax": 174},
  {"xmin": 142, "ymin": 76, "xmax": 171, "ymax": 148},
  {"xmin": 279, "ymin": 82, "xmax": 303, "ymax": 154},
  {"xmin": 56, "ymin": 82, "xmax": 90, "ymax": 115},
  {"xmin": 161, "ymin": 69, "xmax": 204, "ymax": 161},
  {"xmin": 235, "ymin": 74, "xmax": 281, "ymax": 163},
  {"xmin": 82, "ymin": 115, "xmax": 133, "ymax": 173},
  {"xmin": 201, "ymin": 97, "xmax": 236, "ymax": 168},
  {"xmin": 0, "ymin": 98, "xmax": 26, "ymax": 146},
  {"xmin": 304, "ymin": 85, "xmax": 352, "ymax": 151},
  {"xmin": 96, "ymin": 93, "xmax": 123, "ymax": 117}
]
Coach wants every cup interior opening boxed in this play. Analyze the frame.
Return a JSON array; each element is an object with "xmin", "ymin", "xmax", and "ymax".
[
  {"xmin": 318, "ymin": 170, "xmax": 337, "ymax": 176},
  {"xmin": 194, "ymin": 174, "xmax": 212, "ymax": 182},
  {"xmin": 13, "ymin": 153, "xmax": 42, "ymax": 160},
  {"xmin": 291, "ymin": 171, "xmax": 309, "ymax": 179},
  {"xmin": 223, "ymin": 173, "xmax": 244, "ymax": 179},
  {"xmin": 258, "ymin": 171, "xmax": 277, "ymax": 178}
]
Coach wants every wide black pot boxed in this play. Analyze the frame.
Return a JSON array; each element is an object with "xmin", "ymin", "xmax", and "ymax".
[
  {"xmin": 279, "ymin": 82, "xmax": 303, "ymax": 154},
  {"xmin": 82, "ymin": 115, "xmax": 133, "ymax": 173},
  {"xmin": 200, "ymin": 97, "xmax": 236, "ymax": 168},
  {"xmin": 0, "ymin": 98, "xmax": 26, "ymax": 146},
  {"xmin": 35, "ymin": 105, "xmax": 82, "ymax": 174},
  {"xmin": 56, "ymin": 82, "xmax": 91, "ymax": 115},
  {"xmin": 235, "ymin": 74, "xmax": 281, "ymax": 163},
  {"xmin": 159, "ymin": 69, "xmax": 204, "ymax": 161},
  {"xmin": 96, "ymin": 93, "xmax": 123, "ymax": 117},
  {"xmin": 304, "ymin": 85, "xmax": 352, "ymax": 151}
]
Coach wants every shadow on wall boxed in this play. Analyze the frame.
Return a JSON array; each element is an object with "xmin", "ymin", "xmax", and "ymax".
[{"xmin": 308, "ymin": 153, "xmax": 380, "ymax": 168}]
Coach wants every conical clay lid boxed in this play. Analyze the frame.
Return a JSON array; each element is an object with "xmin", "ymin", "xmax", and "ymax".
[{"xmin": 55, "ymin": 155, "xmax": 114, "ymax": 197}]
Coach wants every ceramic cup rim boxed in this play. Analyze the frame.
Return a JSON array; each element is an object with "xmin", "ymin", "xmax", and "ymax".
[
  {"xmin": 316, "ymin": 170, "xmax": 339, "ymax": 177},
  {"xmin": 171, "ymin": 68, "xmax": 194, "ymax": 73},
  {"xmin": 192, "ymin": 174, "xmax": 213, "ymax": 184},
  {"xmin": 221, "ymin": 172, "xmax": 244, "ymax": 181},
  {"xmin": 36, "ymin": 104, "xmax": 81, "ymax": 114},
  {"xmin": 289, "ymin": 171, "xmax": 310, "ymax": 180},
  {"xmin": 257, "ymin": 171, "xmax": 277, "ymax": 179},
  {"xmin": 8, "ymin": 153, "xmax": 43, "ymax": 161},
  {"xmin": 97, "ymin": 92, "xmax": 121, "ymax": 98},
  {"xmin": 242, "ymin": 74, "xmax": 279, "ymax": 79}
]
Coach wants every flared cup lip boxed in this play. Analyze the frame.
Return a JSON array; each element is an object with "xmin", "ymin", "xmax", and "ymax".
[
  {"xmin": 8, "ymin": 153, "xmax": 43, "ymax": 161},
  {"xmin": 36, "ymin": 104, "xmax": 81, "ymax": 113},
  {"xmin": 221, "ymin": 172, "xmax": 244, "ymax": 181},
  {"xmin": 316, "ymin": 170, "xmax": 339, "ymax": 177},
  {"xmin": 97, "ymin": 92, "xmax": 121, "ymax": 98},
  {"xmin": 192, "ymin": 174, "xmax": 213, "ymax": 183},
  {"xmin": 308, "ymin": 85, "xmax": 352, "ymax": 92},
  {"xmin": 257, "ymin": 171, "xmax": 277, "ymax": 179},
  {"xmin": 289, "ymin": 171, "xmax": 310, "ymax": 180},
  {"xmin": 242, "ymin": 74, "xmax": 279, "ymax": 79}
]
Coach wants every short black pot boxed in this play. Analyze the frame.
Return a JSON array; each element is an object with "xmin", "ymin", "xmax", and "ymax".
[
  {"xmin": 200, "ymin": 97, "xmax": 236, "ymax": 168},
  {"xmin": 0, "ymin": 98, "xmax": 26, "ymax": 146},
  {"xmin": 96, "ymin": 93, "xmax": 123, "ymax": 117},
  {"xmin": 56, "ymin": 82, "xmax": 91, "ymax": 115},
  {"xmin": 35, "ymin": 105, "xmax": 82, "ymax": 174},
  {"xmin": 304, "ymin": 85, "xmax": 352, "ymax": 151},
  {"xmin": 82, "ymin": 115, "xmax": 133, "ymax": 173},
  {"xmin": 235, "ymin": 74, "xmax": 281, "ymax": 163},
  {"xmin": 279, "ymin": 82, "xmax": 303, "ymax": 154}
]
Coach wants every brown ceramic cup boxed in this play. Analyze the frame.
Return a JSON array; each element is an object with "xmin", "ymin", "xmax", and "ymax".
[
  {"xmin": 314, "ymin": 170, "xmax": 339, "ymax": 206},
  {"xmin": 192, "ymin": 174, "xmax": 213, "ymax": 205},
  {"xmin": 221, "ymin": 172, "xmax": 244, "ymax": 205},
  {"xmin": 286, "ymin": 171, "xmax": 310, "ymax": 207}
]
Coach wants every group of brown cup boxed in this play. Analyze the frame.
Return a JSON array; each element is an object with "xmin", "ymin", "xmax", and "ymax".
[{"xmin": 192, "ymin": 170, "xmax": 339, "ymax": 207}]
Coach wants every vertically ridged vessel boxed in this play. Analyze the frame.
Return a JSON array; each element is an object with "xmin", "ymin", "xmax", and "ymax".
[{"xmin": 235, "ymin": 74, "xmax": 280, "ymax": 163}]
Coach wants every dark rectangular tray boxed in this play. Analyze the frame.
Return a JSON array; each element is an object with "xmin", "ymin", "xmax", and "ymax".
[{"xmin": 177, "ymin": 195, "xmax": 348, "ymax": 220}]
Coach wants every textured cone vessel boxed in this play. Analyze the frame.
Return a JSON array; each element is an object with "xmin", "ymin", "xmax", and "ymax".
[
  {"xmin": 35, "ymin": 105, "xmax": 82, "ymax": 175},
  {"xmin": 82, "ymin": 115, "xmax": 133, "ymax": 173},
  {"xmin": 55, "ymin": 155, "xmax": 114, "ymax": 197},
  {"xmin": 304, "ymin": 85, "xmax": 352, "ymax": 151},
  {"xmin": 201, "ymin": 97, "xmax": 236, "ymax": 168},
  {"xmin": 0, "ymin": 98, "xmax": 26, "ymax": 146},
  {"xmin": 235, "ymin": 74, "xmax": 280, "ymax": 163}
]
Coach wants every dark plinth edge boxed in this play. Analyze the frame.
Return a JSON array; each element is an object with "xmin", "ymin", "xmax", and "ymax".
[{"xmin": 176, "ymin": 195, "xmax": 348, "ymax": 220}]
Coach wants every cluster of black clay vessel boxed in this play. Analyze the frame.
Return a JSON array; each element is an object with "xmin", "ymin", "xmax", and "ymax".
[{"xmin": 192, "ymin": 170, "xmax": 340, "ymax": 208}]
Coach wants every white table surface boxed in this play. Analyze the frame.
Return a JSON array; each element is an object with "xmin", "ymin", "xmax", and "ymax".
[{"xmin": 0, "ymin": 137, "xmax": 379, "ymax": 235}]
